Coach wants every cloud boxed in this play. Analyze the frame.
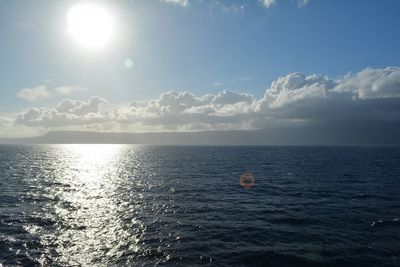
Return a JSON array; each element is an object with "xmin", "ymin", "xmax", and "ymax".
[
  {"xmin": 298, "ymin": 0, "xmax": 310, "ymax": 7},
  {"xmin": 114, "ymin": 90, "xmax": 258, "ymax": 130},
  {"xmin": 8, "ymin": 67, "xmax": 400, "ymax": 134},
  {"xmin": 212, "ymin": 90, "xmax": 255, "ymax": 105},
  {"xmin": 159, "ymin": 0, "xmax": 308, "ymax": 10},
  {"xmin": 161, "ymin": 0, "xmax": 188, "ymax": 7},
  {"xmin": 0, "ymin": 115, "xmax": 43, "ymax": 138},
  {"xmin": 261, "ymin": 0, "xmax": 310, "ymax": 9},
  {"xmin": 206, "ymin": 1, "xmax": 246, "ymax": 13},
  {"xmin": 256, "ymin": 67, "xmax": 400, "ymax": 125},
  {"xmin": 16, "ymin": 96, "xmax": 108, "ymax": 127},
  {"xmin": 17, "ymin": 85, "xmax": 88, "ymax": 102},
  {"xmin": 212, "ymin": 82, "xmax": 223, "ymax": 87},
  {"xmin": 261, "ymin": 0, "xmax": 276, "ymax": 8},
  {"xmin": 54, "ymin": 85, "xmax": 87, "ymax": 96},
  {"xmin": 333, "ymin": 67, "xmax": 400, "ymax": 99},
  {"xmin": 260, "ymin": 72, "xmax": 336, "ymax": 108},
  {"xmin": 16, "ymin": 86, "xmax": 51, "ymax": 102},
  {"xmin": 163, "ymin": 0, "xmax": 244, "ymax": 11}
]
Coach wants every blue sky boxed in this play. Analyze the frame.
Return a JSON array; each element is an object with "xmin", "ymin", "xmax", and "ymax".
[{"xmin": 1, "ymin": 0, "xmax": 400, "ymax": 137}]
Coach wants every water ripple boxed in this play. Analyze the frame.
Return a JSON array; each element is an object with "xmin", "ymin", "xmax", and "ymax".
[{"xmin": 0, "ymin": 145, "xmax": 400, "ymax": 266}]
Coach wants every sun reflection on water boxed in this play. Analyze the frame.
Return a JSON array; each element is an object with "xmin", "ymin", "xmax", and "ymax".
[
  {"xmin": 36, "ymin": 144, "xmax": 146, "ymax": 265},
  {"xmin": 63, "ymin": 144, "xmax": 124, "ymax": 184}
]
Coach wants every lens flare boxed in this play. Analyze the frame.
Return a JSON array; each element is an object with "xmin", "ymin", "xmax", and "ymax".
[
  {"xmin": 240, "ymin": 173, "xmax": 255, "ymax": 189},
  {"xmin": 124, "ymin": 58, "xmax": 134, "ymax": 69}
]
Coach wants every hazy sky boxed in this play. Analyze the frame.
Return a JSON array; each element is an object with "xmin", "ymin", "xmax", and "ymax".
[{"xmin": 1, "ymin": 0, "xmax": 400, "ymax": 138}]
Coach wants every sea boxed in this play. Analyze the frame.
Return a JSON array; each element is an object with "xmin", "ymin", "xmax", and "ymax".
[{"xmin": 0, "ymin": 145, "xmax": 399, "ymax": 266}]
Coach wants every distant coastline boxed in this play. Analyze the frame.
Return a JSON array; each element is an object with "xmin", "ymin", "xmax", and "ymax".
[{"xmin": 2, "ymin": 120, "xmax": 400, "ymax": 145}]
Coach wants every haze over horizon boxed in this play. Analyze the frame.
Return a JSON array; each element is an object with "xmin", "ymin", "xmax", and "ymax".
[{"xmin": 1, "ymin": 0, "xmax": 400, "ymax": 143}]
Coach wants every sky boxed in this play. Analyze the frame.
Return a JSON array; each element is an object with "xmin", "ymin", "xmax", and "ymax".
[{"xmin": 0, "ymin": 0, "xmax": 400, "ymax": 139}]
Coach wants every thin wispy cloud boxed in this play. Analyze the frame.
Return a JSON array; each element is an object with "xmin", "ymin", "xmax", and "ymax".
[
  {"xmin": 161, "ymin": 0, "xmax": 189, "ymax": 7},
  {"xmin": 161, "ymin": 0, "xmax": 309, "ymax": 10},
  {"xmin": 211, "ymin": 76, "xmax": 253, "ymax": 87},
  {"xmin": 212, "ymin": 82, "xmax": 223, "ymax": 87},
  {"xmin": 261, "ymin": 0, "xmax": 277, "ymax": 9},
  {"xmin": 16, "ymin": 85, "xmax": 87, "ymax": 102},
  {"xmin": 54, "ymin": 85, "xmax": 87, "ymax": 96},
  {"xmin": 16, "ymin": 86, "xmax": 52, "ymax": 102},
  {"xmin": 260, "ymin": 0, "xmax": 310, "ymax": 9},
  {"xmin": 298, "ymin": 0, "xmax": 310, "ymax": 7},
  {"xmin": 206, "ymin": 1, "xmax": 246, "ymax": 13}
]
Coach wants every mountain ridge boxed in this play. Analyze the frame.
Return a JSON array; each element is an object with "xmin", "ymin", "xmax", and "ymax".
[{"xmin": 1, "ymin": 120, "xmax": 400, "ymax": 145}]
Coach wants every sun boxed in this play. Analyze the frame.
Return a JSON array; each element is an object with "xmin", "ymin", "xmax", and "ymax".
[{"xmin": 67, "ymin": 4, "xmax": 114, "ymax": 49}]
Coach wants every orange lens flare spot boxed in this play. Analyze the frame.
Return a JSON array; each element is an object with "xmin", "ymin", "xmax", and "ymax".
[{"xmin": 240, "ymin": 173, "xmax": 255, "ymax": 189}]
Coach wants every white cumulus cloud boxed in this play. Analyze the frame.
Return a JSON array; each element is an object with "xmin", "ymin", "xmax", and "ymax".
[
  {"xmin": 16, "ymin": 96, "xmax": 108, "ymax": 127},
  {"xmin": 7, "ymin": 67, "xmax": 400, "ymax": 135},
  {"xmin": 260, "ymin": 72, "xmax": 335, "ymax": 108},
  {"xmin": 333, "ymin": 67, "xmax": 400, "ymax": 99}
]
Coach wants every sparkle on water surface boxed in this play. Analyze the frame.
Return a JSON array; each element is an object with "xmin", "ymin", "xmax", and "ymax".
[{"xmin": 31, "ymin": 145, "xmax": 146, "ymax": 265}]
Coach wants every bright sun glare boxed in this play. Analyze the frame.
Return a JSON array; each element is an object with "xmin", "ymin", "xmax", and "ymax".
[{"xmin": 67, "ymin": 4, "xmax": 114, "ymax": 49}]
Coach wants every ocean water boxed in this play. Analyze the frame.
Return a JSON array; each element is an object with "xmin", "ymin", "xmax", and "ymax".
[{"xmin": 0, "ymin": 145, "xmax": 400, "ymax": 266}]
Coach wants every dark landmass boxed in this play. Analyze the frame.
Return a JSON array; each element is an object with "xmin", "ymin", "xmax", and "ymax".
[{"xmin": 1, "ymin": 120, "xmax": 400, "ymax": 145}]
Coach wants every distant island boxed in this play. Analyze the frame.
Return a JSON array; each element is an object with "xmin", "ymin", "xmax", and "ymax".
[{"xmin": 2, "ymin": 120, "xmax": 400, "ymax": 145}]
